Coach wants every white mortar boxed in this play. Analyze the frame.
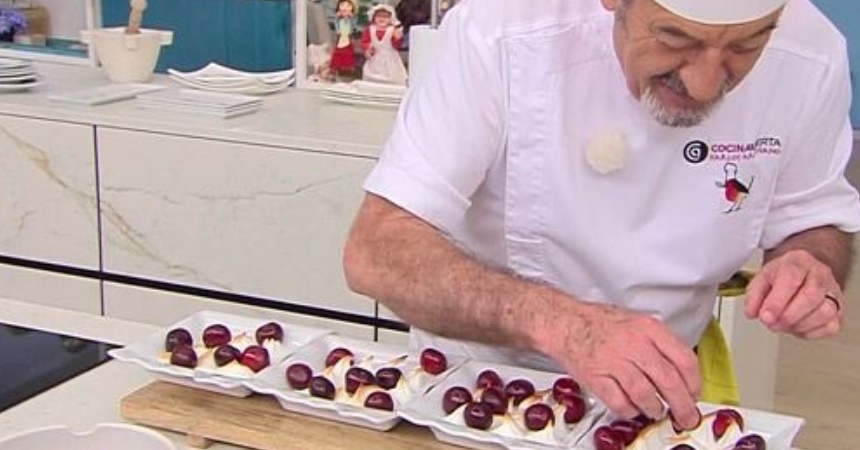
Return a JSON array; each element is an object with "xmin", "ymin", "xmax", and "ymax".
[{"xmin": 81, "ymin": 27, "xmax": 173, "ymax": 83}]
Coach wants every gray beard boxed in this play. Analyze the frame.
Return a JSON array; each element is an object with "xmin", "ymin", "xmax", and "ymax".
[
  {"xmin": 641, "ymin": 85, "xmax": 723, "ymax": 127},
  {"xmin": 640, "ymin": 75, "xmax": 727, "ymax": 128}
]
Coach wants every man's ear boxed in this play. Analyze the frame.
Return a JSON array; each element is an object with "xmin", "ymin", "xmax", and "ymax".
[{"xmin": 601, "ymin": 0, "xmax": 620, "ymax": 12}]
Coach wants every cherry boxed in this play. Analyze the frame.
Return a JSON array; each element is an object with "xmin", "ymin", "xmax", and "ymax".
[
  {"xmin": 375, "ymin": 367, "xmax": 403, "ymax": 390},
  {"xmin": 631, "ymin": 414, "xmax": 655, "ymax": 431},
  {"xmin": 463, "ymin": 402, "xmax": 493, "ymax": 430},
  {"xmin": 552, "ymin": 377, "xmax": 581, "ymax": 402},
  {"xmin": 559, "ymin": 393, "xmax": 587, "ymax": 424},
  {"xmin": 524, "ymin": 403, "xmax": 554, "ymax": 431},
  {"xmin": 345, "ymin": 366, "xmax": 376, "ymax": 394},
  {"xmin": 442, "ymin": 386, "xmax": 473, "ymax": 415},
  {"xmin": 255, "ymin": 321, "xmax": 284, "ymax": 344},
  {"xmin": 285, "ymin": 363, "xmax": 313, "ymax": 390},
  {"xmin": 364, "ymin": 391, "xmax": 394, "ymax": 411},
  {"xmin": 309, "ymin": 376, "xmax": 336, "ymax": 399},
  {"xmin": 213, "ymin": 344, "xmax": 241, "ymax": 367},
  {"xmin": 240, "ymin": 345, "xmax": 270, "ymax": 372},
  {"xmin": 504, "ymin": 378, "xmax": 535, "ymax": 405},
  {"xmin": 420, "ymin": 348, "xmax": 447, "ymax": 375},
  {"xmin": 170, "ymin": 346, "xmax": 197, "ymax": 368},
  {"xmin": 713, "ymin": 409, "xmax": 745, "ymax": 440},
  {"xmin": 479, "ymin": 387, "xmax": 508, "ymax": 415},
  {"xmin": 476, "ymin": 369, "xmax": 504, "ymax": 390},
  {"xmin": 733, "ymin": 434, "xmax": 766, "ymax": 450},
  {"xmin": 593, "ymin": 425, "xmax": 625, "ymax": 450},
  {"xmin": 164, "ymin": 328, "xmax": 193, "ymax": 352},
  {"xmin": 610, "ymin": 419, "xmax": 640, "ymax": 445},
  {"xmin": 202, "ymin": 324, "xmax": 232, "ymax": 348},
  {"xmin": 325, "ymin": 347, "xmax": 354, "ymax": 368}
]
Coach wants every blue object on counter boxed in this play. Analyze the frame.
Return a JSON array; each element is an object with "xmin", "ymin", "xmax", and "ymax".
[{"xmin": 101, "ymin": 0, "xmax": 293, "ymax": 73}]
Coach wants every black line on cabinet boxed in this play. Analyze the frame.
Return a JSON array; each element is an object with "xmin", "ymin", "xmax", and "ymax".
[
  {"xmin": 0, "ymin": 254, "xmax": 408, "ymax": 332},
  {"xmin": 93, "ymin": 125, "xmax": 107, "ymax": 315}
]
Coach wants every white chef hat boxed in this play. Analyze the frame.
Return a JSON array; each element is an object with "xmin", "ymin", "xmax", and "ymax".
[{"xmin": 652, "ymin": 0, "xmax": 788, "ymax": 24}]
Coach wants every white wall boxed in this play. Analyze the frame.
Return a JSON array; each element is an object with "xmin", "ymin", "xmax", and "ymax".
[{"xmin": 35, "ymin": 0, "xmax": 89, "ymax": 40}]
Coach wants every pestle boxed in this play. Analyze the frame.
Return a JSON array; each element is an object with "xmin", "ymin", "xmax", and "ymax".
[{"xmin": 125, "ymin": 0, "xmax": 147, "ymax": 34}]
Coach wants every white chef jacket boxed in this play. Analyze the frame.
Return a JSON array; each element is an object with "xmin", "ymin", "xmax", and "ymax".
[{"xmin": 364, "ymin": 0, "xmax": 860, "ymax": 371}]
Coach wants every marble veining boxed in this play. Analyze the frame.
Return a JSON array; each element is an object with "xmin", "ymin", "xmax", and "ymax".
[
  {"xmin": 0, "ymin": 117, "xmax": 98, "ymax": 267},
  {"xmin": 98, "ymin": 127, "xmax": 375, "ymax": 315}
]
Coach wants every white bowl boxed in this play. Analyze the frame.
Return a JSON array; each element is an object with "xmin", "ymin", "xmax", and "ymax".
[
  {"xmin": 81, "ymin": 27, "xmax": 173, "ymax": 83},
  {"xmin": 0, "ymin": 423, "xmax": 176, "ymax": 450}
]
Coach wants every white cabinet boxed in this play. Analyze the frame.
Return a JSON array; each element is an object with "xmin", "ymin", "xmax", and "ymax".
[
  {"xmin": 103, "ymin": 282, "xmax": 374, "ymax": 340},
  {"xmin": 0, "ymin": 115, "xmax": 100, "ymax": 311},
  {"xmin": 97, "ymin": 128, "xmax": 376, "ymax": 327},
  {"xmin": 0, "ymin": 265, "xmax": 100, "ymax": 313}
]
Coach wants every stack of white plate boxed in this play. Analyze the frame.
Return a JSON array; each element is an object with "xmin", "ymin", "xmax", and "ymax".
[
  {"xmin": 0, "ymin": 58, "xmax": 42, "ymax": 92},
  {"xmin": 167, "ymin": 62, "xmax": 294, "ymax": 95},
  {"xmin": 320, "ymin": 80, "xmax": 406, "ymax": 109},
  {"xmin": 136, "ymin": 88, "xmax": 262, "ymax": 119}
]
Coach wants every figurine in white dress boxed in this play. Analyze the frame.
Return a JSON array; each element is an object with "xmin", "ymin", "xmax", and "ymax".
[{"xmin": 361, "ymin": 4, "xmax": 408, "ymax": 85}]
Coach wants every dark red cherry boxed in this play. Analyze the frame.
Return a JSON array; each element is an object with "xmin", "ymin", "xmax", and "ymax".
[
  {"xmin": 255, "ymin": 321, "xmax": 284, "ymax": 344},
  {"xmin": 309, "ymin": 376, "xmax": 336, "ymax": 399},
  {"xmin": 202, "ymin": 324, "xmax": 231, "ymax": 348},
  {"xmin": 442, "ymin": 386, "xmax": 473, "ymax": 415},
  {"xmin": 552, "ymin": 377, "xmax": 582, "ymax": 402},
  {"xmin": 504, "ymin": 378, "xmax": 535, "ymax": 405},
  {"xmin": 479, "ymin": 387, "xmax": 508, "ymax": 415},
  {"xmin": 239, "ymin": 345, "xmax": 270, "ymax": 372},
  {"xmin": 345, "ymin": 366, "xmax": 375, "ymax": 394},
  {"xmin": 610, "ymin": 419, "xmax": 640, "ymax": 445},
  {"xmin": 364, "ymin": 391, "xmax": 394, "ymax": 411},
  {"xmin": 593, "ymin": 425, "xmax": 625, "ymax": 450},
  {"xmin": 476, "ymin": 369, "xmax": 504, "ymax": 390},
  {"xmin": 164, "ymin": 328, "xmax": 192, "ymax": 352},
  {"xmin": 325, "ymin": 347, "xmax": 354, "ymax": 367},
  {"xmin": 463, "ymin": 402, "xmax": 493, "ymax": 430},
  {"xmin": 420, "ymin": 348, "xmax": 447, "ymax": 375},
  {"xmin": 733, "ymin": 434, "xmax": 767, "ymax": 450},
  {"xmin": 375, "ymin": 367, "xmax": 403, "ymax": 390},
  {"xmin": 524, "ymin": 403, "xmax": 554, "ymax": 431},
  {"xmin": 213, "ymin": 344, "xmax": 241, "ymax": 367},
  {"xmin": 285, "ymin": 363, "xmax": 313, "ymax": 390},
  {"xmin": 169, "ymin": 346, "xmax": 197, "ymax": 368},
  {"xmin": 559, "ymin": 393, "xmax": 588, "ymax": 424}
]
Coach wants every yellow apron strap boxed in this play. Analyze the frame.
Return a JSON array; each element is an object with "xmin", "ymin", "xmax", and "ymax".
[{"xmin": 698, "ymin": 316, "xmax": 740, "ymax": 406}]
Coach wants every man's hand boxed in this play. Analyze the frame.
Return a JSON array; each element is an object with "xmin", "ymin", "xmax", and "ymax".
[
  {"xmin": 745, "ymin": 249, "xmax": 844, "ymax": 339},
  {"xmin": 540, "ymin": 303, "xmax": 702, "ymax": 429},
  {"xmin": 346, "ymin": 195, "xmax": 702, "ymax": 428}
]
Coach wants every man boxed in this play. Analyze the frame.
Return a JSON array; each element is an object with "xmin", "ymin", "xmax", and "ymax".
[{"xmin": 343, "ymin": 0, "xmax": 860, "ymax": 429}]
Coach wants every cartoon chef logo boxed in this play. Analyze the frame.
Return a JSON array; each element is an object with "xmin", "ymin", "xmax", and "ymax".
[{"xmin": 716, "ymin": 162, "xmax": 754, "ymax": 213}]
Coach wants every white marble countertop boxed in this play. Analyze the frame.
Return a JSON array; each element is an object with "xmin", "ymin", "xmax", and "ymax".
[
  {"xmin": 0, "ymin": 297, "xmax": 807, "ymax": 450},
  {"xmin": 0, "ymin": 63, "xmax": 396, "ymax": 160}
]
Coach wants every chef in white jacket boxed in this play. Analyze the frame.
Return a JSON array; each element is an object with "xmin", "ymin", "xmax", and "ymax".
[{"xmin": 343, "ymin": 0, "xmax": 860, "ymax": 429}]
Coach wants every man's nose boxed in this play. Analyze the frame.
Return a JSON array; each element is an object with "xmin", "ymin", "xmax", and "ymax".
[{"xmin": 679, "ymin": 48, "xmax": 728, "ymax": 103}]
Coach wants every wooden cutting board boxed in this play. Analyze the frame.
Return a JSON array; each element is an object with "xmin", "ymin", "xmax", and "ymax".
[{"xmin": 121, "ymin": 381, "xmax": 462, "ymax": 450}]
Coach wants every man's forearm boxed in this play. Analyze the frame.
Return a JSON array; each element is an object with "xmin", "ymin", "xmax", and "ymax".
[
  {"xmin": 343, "ymin": 194, "xmax": 583, "ymax": 353},
  {"xmin": 763, "ymin": 226, "xmax": 854, "ymax": 287}
]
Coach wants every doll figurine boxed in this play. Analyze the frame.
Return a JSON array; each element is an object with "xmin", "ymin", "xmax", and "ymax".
[
  {"xmin": 329, "ymin": 0, "xmax": 358, "ymax": 79},
  {"xmin": 360, "ymin": 4, "xmax": 408, "ymax": 85}
]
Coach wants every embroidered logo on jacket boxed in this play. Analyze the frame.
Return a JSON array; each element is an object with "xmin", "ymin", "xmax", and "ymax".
[
  {"xmin": 683, "ymin": 137, "xmax": 782, "ymax": 165},
  {"xmin": 716, "ymin": 162, "xmax": 755, "ymax": 213}
]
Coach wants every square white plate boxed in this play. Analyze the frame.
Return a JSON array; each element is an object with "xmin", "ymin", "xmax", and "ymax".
[
  {"xmin": 247, "ymin": 335, "xmax": 466, "ymax": 431},
  {"xmin": 398, "ymin": 360, "xmax": 606, "ymax": 450},
  {"xmin": 578, "ymin": 403, "xmax": 804, "ymax": 450},
  {"xmin": 109, "ymin": 310, "xmax": 332, "ymax": 397}
]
